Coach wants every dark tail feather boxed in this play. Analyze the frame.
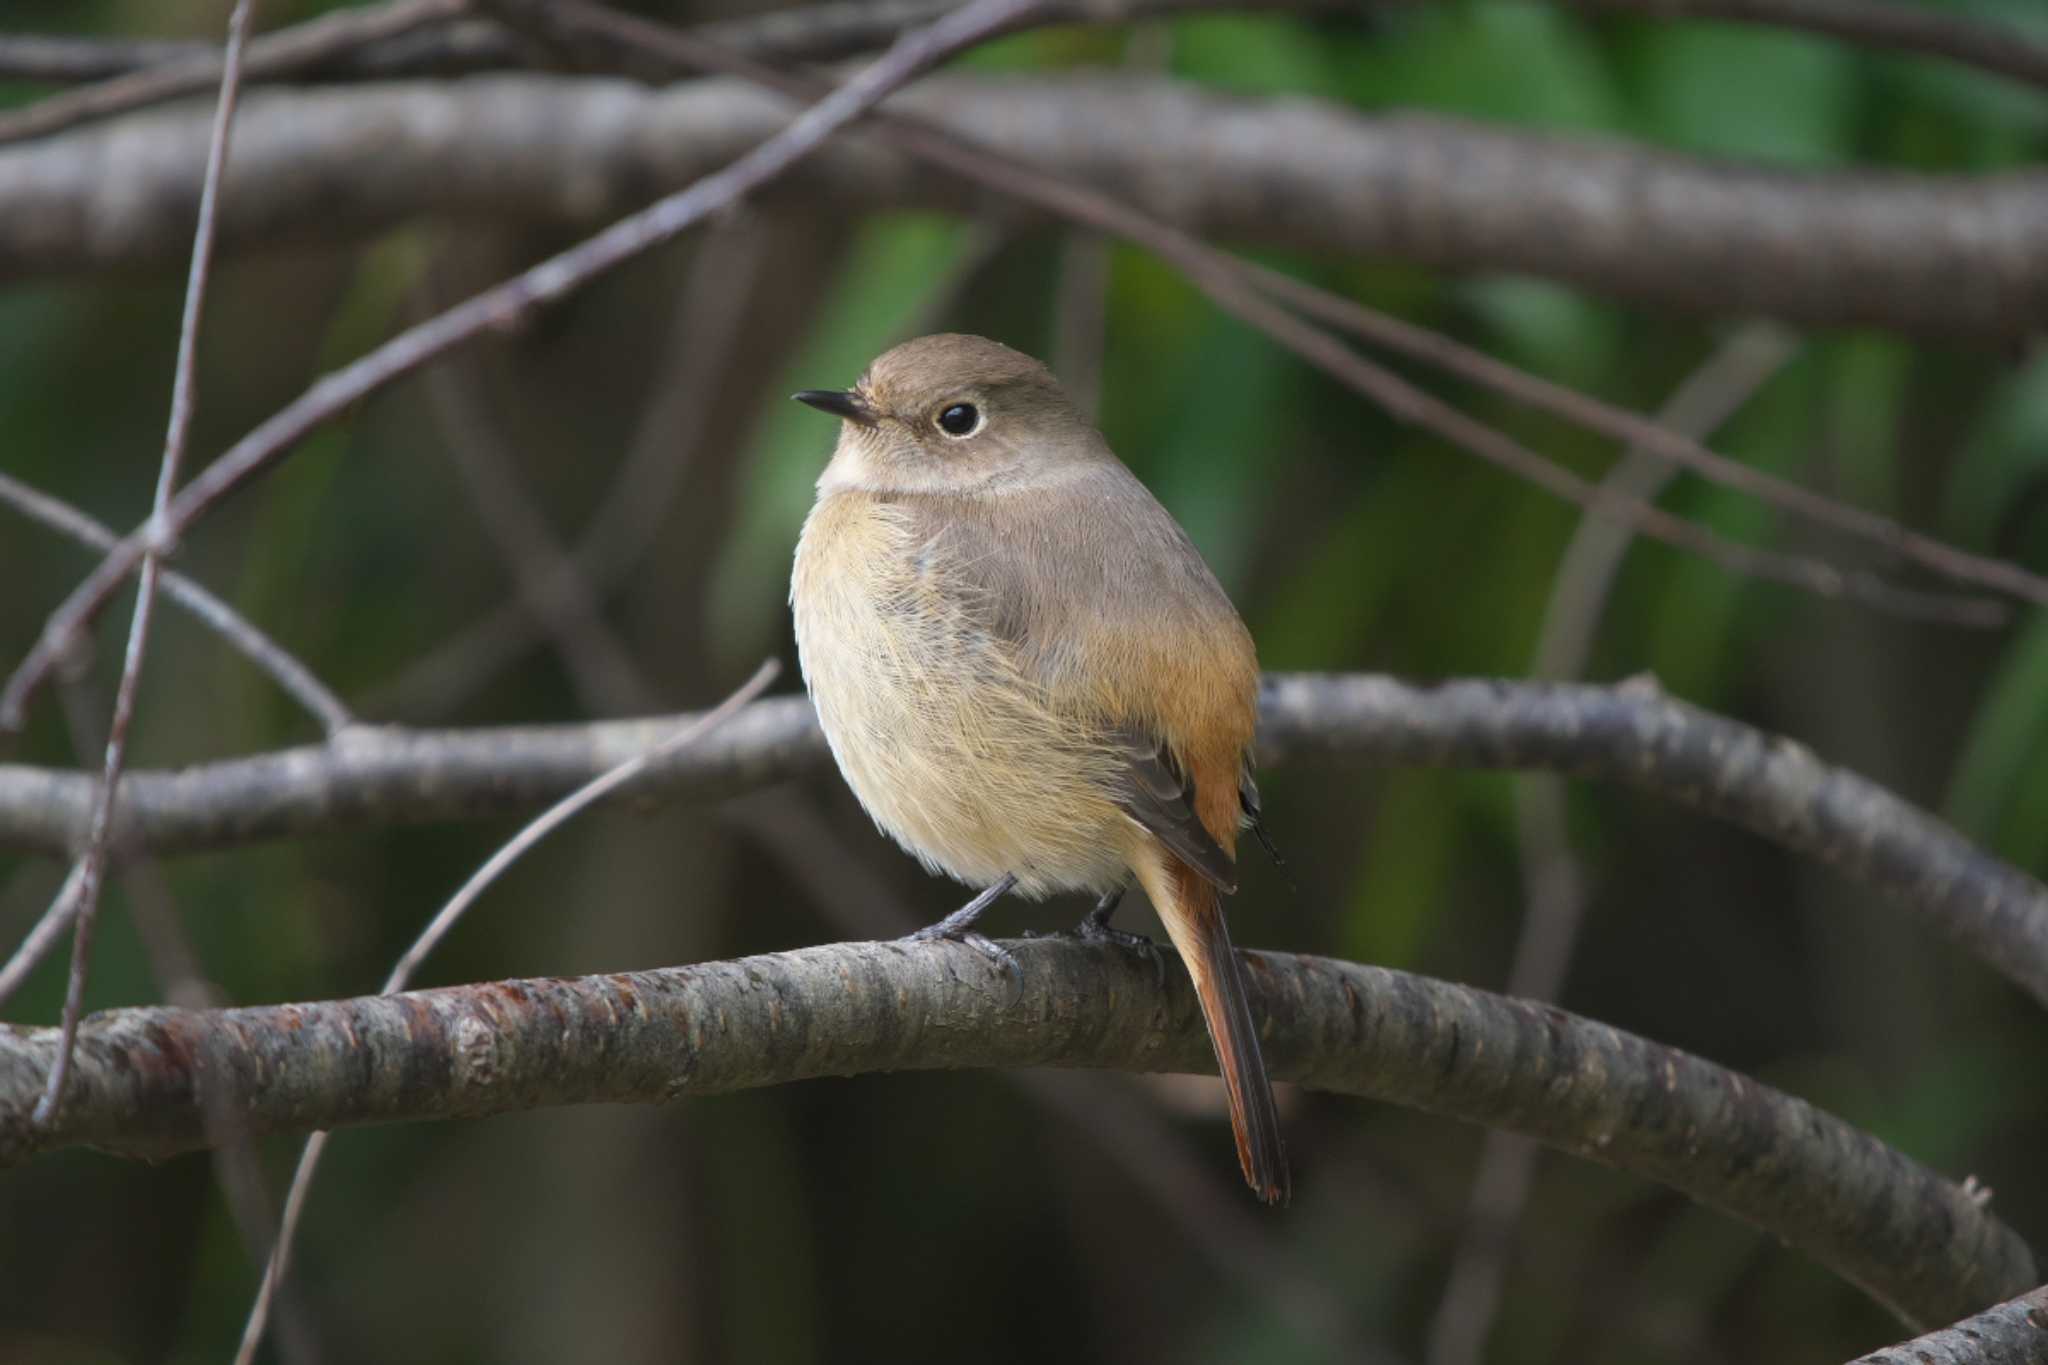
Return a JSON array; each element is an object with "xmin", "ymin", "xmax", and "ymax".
[{"xmin": 1157, "ymin": 859, "xmax": 1290, "ymax": 1205}]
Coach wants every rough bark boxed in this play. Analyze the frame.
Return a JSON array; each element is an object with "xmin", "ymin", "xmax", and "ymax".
[
  {"xmin": 1850, "ymin": 1285, "xmax": 2048, "ymax": 1364},
  {"xmin": 0, "ymin": 938, "xmax": 2030, "ymax": 1329}
]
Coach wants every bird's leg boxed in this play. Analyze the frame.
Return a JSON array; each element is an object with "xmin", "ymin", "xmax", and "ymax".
[
  {"xmin": 1074, "ymin": 886, "xmax": 1152, "ymax": 949},
  {"xmin": 903, "ymin": 873, "xmax": 1019, "ymax": 975}
]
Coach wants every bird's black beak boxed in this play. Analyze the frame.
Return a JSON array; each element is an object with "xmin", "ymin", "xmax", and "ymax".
[{"xmin": 792, "ymin": 389, "xmax": 877, "ymax": 427}]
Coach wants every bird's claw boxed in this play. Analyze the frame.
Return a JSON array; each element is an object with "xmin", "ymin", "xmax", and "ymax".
[
  {"xmin": 902, "ymin": 924, "xmax": 1021, "ymax": 980},
  {"xmin": 1072, "ymin": 917, "xmax": 1153, "ymax": 950}
]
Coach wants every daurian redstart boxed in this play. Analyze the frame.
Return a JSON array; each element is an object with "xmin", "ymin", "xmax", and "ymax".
[{"xmin": 791, "ymin": 333, "xmax": 1287, "ymax": 1203}]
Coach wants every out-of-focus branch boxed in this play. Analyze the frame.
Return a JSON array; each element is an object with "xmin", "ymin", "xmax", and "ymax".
[
  {"xmin": 31, "ymin": 0, "xmax": 256, "ymax": 1128},
  {"xmin": 2, "ymin": 74, "xmax": 2044, "ymax": 338},
  {"xmin": 0, "ymin": 20, "xmax": 529, "ymax": 85},
  {"xmin": 0, "ymin": 0, "xmax": 467, "ymax": 147},
  {"xmin": 5, "ymin": 673, "xmax": 2048, "ymax": 1009},
  {"xmin": 0, "ymin": 939, "xmax": 2029, "ymax": 1329},
  {"xmin": 1848, "ymin": 1283, "xmax": 2048, "ymax": 1364},
  {"xmin": 1557, "ymin": 0, "xmax": 2048, "ymax": 92},
  {"xmin": 0, "ymin": 471, "xmax": 353, "ymax": 737},
  {"xmin": 1424, "ymin": 323, "xmax": 1801, "ymax": 1365},
  {"xmin": 0, "ymin": 0, "xmax": 1049, "ymax": 737},
  {"xmin": 8, "ymin": 0, "xmax": 2041, "ymax": 94}
]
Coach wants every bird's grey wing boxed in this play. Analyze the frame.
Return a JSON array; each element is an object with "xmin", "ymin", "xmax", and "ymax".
[
  {"xmin": 1114, "ymin": 726, "xmax": 1237, "ymax": 893},
  {"xmin": 907, "ymin": 480, "xmax": 1245, "ymax": 890}
]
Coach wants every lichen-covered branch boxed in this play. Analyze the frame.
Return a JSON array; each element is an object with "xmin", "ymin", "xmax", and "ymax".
[
  {"xmin": 1850, "ymin": 1284, "xmax": 2048, "ymax": 1364},
  {"xmin": 0, "ymin": 938, "xmax": 2028, "ymax": 1329},
  {"xmin": 3, "ymin": 74, "xmax": 2043, "ymax": 335},
  {"xmin": 4, "ymin": 673, "xmax": 2046, "ymax": 1009}
]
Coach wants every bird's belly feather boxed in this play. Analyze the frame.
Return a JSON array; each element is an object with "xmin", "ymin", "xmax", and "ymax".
[{"xmin": 792, "ymin": 499, "xmax": 1131, "ymax": 898}]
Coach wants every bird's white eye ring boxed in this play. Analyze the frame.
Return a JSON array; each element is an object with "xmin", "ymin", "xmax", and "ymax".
[{"xmin": 936, "ymin": 402, "xmax": 982, "ymax": 437}]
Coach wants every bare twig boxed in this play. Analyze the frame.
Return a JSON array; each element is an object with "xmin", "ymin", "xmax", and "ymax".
[
  {"xmin": 1246, "ymin": 270, "xmax": 2048, "ymax": 613},
  {"xmin": 9, "ymin": 0, "xmax": 2040, "ymax": 95},
  {"xmin": 0, "ymin": 19, "xmax": 527, "ymax": 85},
  {"xmin": 0, "ymin": 471, "xmax": 353, "ymax": 737},
  {"xmin": 412, "ymin": 262, "xmax": 657, "ymax": 717},
  {"xmin": 515, "ymin": 6, "xmax": 2024, "ymax": 620},
  {"xmin": 32, "ymin": 0, "xmax": 255, "ymax": 1127},
  {"xmin": 366, "ymin": 216, "xmax": 769, "ymax": 721},
  {"xmin": 51, "ymin": 675, "xmax": 318, "ymax": 1365},
  {"xmin": 0, "ymin": 863, "xmax": 84, "ymax": 1010},
  {"xmin": 1557, "ymin": 0, "xmax": 2048, "ymax": 93},
  {"xmin": 1423, "ymin": 324, "xmax": 1801, "ymax": 1365},
  {"xmin": 0, "ymin": 938, "xmax": 2030, "ymax": 1329},
  {"xmin": 0, "ymin": 0, "xmax": 1050, "ymax": 737},
  {"xmin": 0, "ymin": 0, "xmax": 464, "ymax": 147},
  {"xmin": 233, "ymin": 658, "xmax": 776, "ymax": 1364}
]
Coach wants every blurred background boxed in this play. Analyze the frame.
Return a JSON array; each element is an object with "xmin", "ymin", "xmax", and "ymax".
[{"xmin": 3, "ymin": 0, "xmax": 2048, "ymax": 1360}]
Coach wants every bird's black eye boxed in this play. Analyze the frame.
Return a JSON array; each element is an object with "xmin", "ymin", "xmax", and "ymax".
[{"xmin": 937, "ymin": 403, "xmax": 980, "ymax": 437}]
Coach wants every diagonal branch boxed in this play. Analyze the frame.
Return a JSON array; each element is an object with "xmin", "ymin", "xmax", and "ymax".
[
  {"xmin": 0, "ymin": 0, "xmax": 466, "ymax": 147},
  {"xmin": 0, "ymin": 939, "xmax": 2030, "ymax": 1330},
  {"xmin": 0, "ymin": 471, "xmax": 353, "ymax": 737},
  {"xmin": 0, "ymin": 0, "xmax": 1048, "ymax": 738}
]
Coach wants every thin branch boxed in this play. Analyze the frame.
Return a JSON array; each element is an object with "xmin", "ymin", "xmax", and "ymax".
[
  {"xmin": 365, "ymin": 215, "xmax": 769, "ymax": 721},
  {"xmin": 5, "ymin": 671, "xmax": 2048, "ymax": 1008},
  {"xmin": 0, "ymin": 0, "xmax": 1049, "ymax": 738},
  {"xmin": 0, "ymin": 939, "xmax": 2030, "ymax": 1329},
  {"xmin": 0, "ymin": 19, "xmax": 529, "ymax": 85},
  {"xmin": 1424, "ymin": 324, "xmax": 1802, "ymax": 1365},
  {"xmin": 0, "ymin": 863, "xmax": 84, "ymax": 1009},
  {"xmin": 52, "ymin": 675, "xmax": 319, "ymax": 1365},
  {"xmin": 0, "ymin": 471, "xmax": 354, "ymax": 737},
  {"xmin": 412, "ymin": 263, "xmax": 657, "ymax": 717},
  {"xmin": 9, "ymin": 0, "xmax": 2040, "ymax": 95},
  {"xmin": 1246, "ymin": 269, "xmax": 2048, "ymax": 613},
  {"xmin": 1849, "ymin": 1284, "xmax": 2048, "ymax": 1365},
  {"xmin": 508, "ymin": 10, "xmax": 2032, "ymax": 617},
  {"xmin": 233, "ymin": 658, "xmax": 777, "ymax": 1365},
  {"xmin": 0, "ymin": 0, "xmax": 465, "ymax": 147},
  {"xmin": 32, "ymin": 0, "xmax": 255, "ymax": 1127},
  {"xmin": 1557, "ymin": 0, "xmax": 2048, "ymax": 93}
]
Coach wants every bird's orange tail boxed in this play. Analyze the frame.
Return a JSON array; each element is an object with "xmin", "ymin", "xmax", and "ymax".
[{"xmin": 1142, "ymin": 853, "xmax": 1290, "ymax": 1205}]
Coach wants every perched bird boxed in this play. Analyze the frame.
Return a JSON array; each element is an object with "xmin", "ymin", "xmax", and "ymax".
[{"xmin": 789, "ymin": 333, "xmax": 1287, "ymax": 1203}]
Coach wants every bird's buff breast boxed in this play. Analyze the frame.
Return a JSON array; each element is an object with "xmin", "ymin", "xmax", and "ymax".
[{"xmin": 791, "ymin": 495, "xmax": 1133, "ymax": 898}]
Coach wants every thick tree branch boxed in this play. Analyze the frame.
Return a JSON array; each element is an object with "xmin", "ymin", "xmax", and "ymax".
[
  {"xmin": 5, "ymin": 673, "xmax": 2048, "ymax": 1009},
  {"xmin": 1852, "ymin": 1285, "xmax": 2048, "ymax": 1364},
  {"xmin": 3, "ymin": 74, "xmax": 2043, "ymax": 336},
  {"xmin": 0, "ymin": 939, "xmax": 2029, "ymax": 1328}
]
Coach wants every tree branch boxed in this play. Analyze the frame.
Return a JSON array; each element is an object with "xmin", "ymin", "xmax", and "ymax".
[
  {"xmin": 5, "ymin": 673, "xmax": 2047, "ymax": 1009},
  {"xmin": 0, "ymin": 0, "xmax": 1049, "ymax": 737},
  {"xmin": 1852, "ymin": 1285, "xmax": 2048, "ymax": 1364},
  {"xmin": 0, "ymin": 938, "xmax": 2029, "ymax": 1329},
  {"xmin": 3, "ymin": 74, "xmax": 2043, "ymax": 336},
  {"xmin": 8, "ymin": 0, "xmax": 2042, "ymax": 94}
]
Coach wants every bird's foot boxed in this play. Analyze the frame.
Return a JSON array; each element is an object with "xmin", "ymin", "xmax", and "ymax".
[{"xmin": 900, "ymin": 874, "xmax": 1020, "ymax": 978}]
